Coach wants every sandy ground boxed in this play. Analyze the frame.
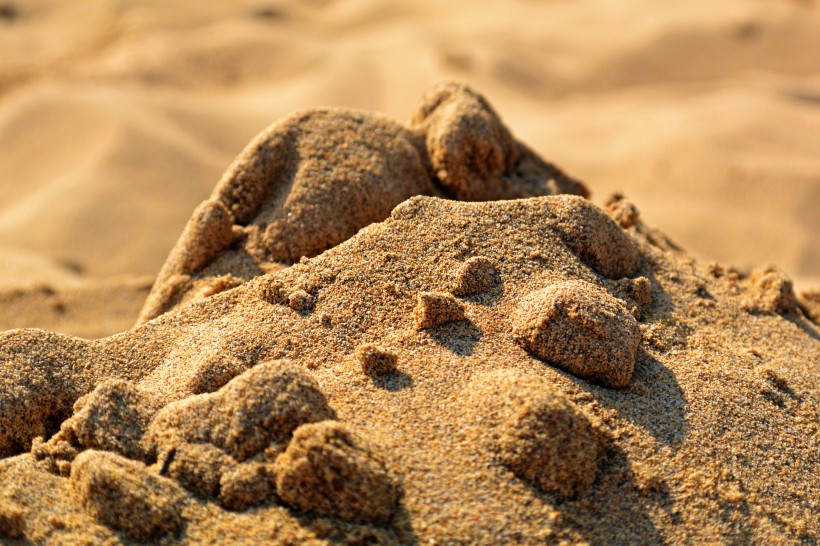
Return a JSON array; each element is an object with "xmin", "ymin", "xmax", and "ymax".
[
  {"xmin": 0, "ymin": 4, "xmax": 818, "ymax": 543},
  {"xmin": 0, "ymin": 0, "xmax": 819, "ymax": 333}
]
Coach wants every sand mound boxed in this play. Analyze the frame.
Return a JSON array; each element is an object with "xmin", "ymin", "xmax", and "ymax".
[
  {"xmin": 0, "ymin": 87, "xmax": 818, "ymax": 543},
  {"xmin": 138, "ymin": 82, "xmax": 587, "ymax": 324}
]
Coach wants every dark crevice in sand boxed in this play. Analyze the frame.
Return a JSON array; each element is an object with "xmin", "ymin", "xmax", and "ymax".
[{"xmin": 426, "ymin": 319, "xmax": 483, "ymax": 357}]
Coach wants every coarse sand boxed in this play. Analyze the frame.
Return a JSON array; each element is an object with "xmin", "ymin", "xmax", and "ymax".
[{"xmin": 0, "ymin": 82, "xmax": 818, "ymax": 545}]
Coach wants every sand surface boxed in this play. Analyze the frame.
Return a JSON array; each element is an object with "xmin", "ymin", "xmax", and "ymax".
[
  {"xmin": 1, "ymin": 0, "xmax": 819, "ymax": 336},
  {"xmin": 0, "ymin": 2, "xmax": 818, "ymax": 544},
  {"xmin": 0, "ymin": 78, "xmax": 818, "ymax": 544}
]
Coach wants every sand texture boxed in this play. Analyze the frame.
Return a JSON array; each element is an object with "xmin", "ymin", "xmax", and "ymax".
[
  {"xmin": 0, "ymin": 82, "xmax": 818, "ymax": 543},
  {"xmin": 137, "ymin": 82, "xmax": 583, "ymax": 324}
]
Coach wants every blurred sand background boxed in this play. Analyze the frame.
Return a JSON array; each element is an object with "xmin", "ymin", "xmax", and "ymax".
[{"xmin": 0, "ymin": 0, "xmax": 818, "ymax": 337}]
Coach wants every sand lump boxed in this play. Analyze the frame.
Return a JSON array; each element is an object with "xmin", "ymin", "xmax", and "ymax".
[
  {"xmin": 72, "ymin": 450, "xmax": 186, "ymax": 542},
  {"xmin": 0, "ymin": 84, "xmax": 818, "ymax": 543},
  {"xmin": 413, "ymin": 291, "xmax": 467, "ymax": 329},
  {"xmin": 274, "ymin": 421, "xmax": 399, "ymax": 524},
  {"xmin": 0, "ymin": 500, "xmax": 24, "ymax": 538},
  {"xmin": 512, "ymin": 280, "xmax": 642, "ymax": 388},
  {"xmin": 450, "ymin": 255, "xmax": 500, "ymax": 297},
  {"xmin": 354, "ymin": 344, "xmax": 399, "ymax": 377},
  {"xmin": 145, "ymin": 359, "xmax": 335, "ymax": 462},
  {"xmin": 470, "ymin": 369, "xmax": 603, "ymax": 499}
]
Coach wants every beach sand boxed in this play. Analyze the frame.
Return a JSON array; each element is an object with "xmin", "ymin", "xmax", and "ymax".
[
  {"xmin": 0, "ymin": 2, "xmax": 818, "ymax": 544},
  {"xmin": 0, "ymin": 79, "xmax": 818, "ymax": 544}
]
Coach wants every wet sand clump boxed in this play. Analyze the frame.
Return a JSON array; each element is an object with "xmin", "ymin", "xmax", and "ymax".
[{"xmin": 512, "ymin": 280, "xmax": 641, "ymax": 388}]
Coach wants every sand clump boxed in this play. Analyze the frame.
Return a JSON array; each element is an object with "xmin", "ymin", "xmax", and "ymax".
[
  {"xmin": 71, "ymin": 450, "xmax": 186, "ymax": 542},
  {"xmin": 146, "ymin": 359, "xmax": 335, "ymax": 461},
  {"xmin": 408, "ymin": 81, "xmax": 587, "ymax": 201},
  {"xmin": 450, "ymin": 256, "xmax": 500, "ymax": 296},
  {"xmin": 606, "ymin": 275, "xmax": 653, "ymax": 319},
  {"xmin": 413, "ymin": 291, "xmax": 467, "ymax": 329},
  {"xmin": 743, "ymin": 265, "xmax": 800, "ymax": 315},
  {"xmin": 161, "ymin": 443, "xmax": 230, "ymax": 500},
  {"xmin": 513, "ymin": 280, "xmax": 641, "ymax": 388},
  {"xmin": 0, "ymin": 500, "xmax": 24, "ymax": 538},
  {"xmin": 604, "ymin": 192, "xmax": 641, "ymax": 229},
  {"xmin": 499, "ymin": 393, "xmax": 601, "ymax": 499},
  {"xmin": 545, "ymin": 195, "xmax": 641, "ymax": 279},
  {"xmin": 800, "ymin": 288, "xmax": 820, "ymax": 324},
  {"xmin": 56, "ymin": 379, "xmax": 164, "ymax": 463},
  {"xmin": 274, "ymin": 421, "xmax": 399, "ymax": 525},
  {"xmin": 218, "ymin": 462, "xmax": 278, "ymax": 511},
  {"xmin": 470, "ymin": 369, "xmax": 603, "ymax": 499},
  {"xmin": 0, "ymin": 84, "xmax": 817, "ymax": 544},
  {"xmin": 354, "ymin": 344, "xmax": 399, "ymax": 377}
]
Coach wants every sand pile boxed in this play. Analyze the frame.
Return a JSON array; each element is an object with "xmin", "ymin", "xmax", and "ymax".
[
  {"xmin": 137, "ymin": 81, "xmax": 585, "ymax": 323},
  {"xmin": 0, "ymin": 83, "xmax": 818, "ymax": 544}
]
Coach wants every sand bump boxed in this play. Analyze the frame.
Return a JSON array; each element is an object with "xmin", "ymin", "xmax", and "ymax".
[
  {"xmin": 513, "ymin": 280, "xmax": 641, "ymax": 388},
  {"xmin": 274, "ymin": 421, "xmax": 398, "ymax": 524}
]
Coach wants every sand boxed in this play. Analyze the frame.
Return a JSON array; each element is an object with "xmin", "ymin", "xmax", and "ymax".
[
  {"xmin": 0, "ymin": 81, "xmax": 817, "ymax": 544},
  {"xmin": 1, "ymin": 0, "xmax": 820, "ymax": 338}
]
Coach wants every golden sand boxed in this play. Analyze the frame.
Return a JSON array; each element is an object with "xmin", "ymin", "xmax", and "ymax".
[{"xmin": 0, "ymin": 83, "xmax": 817, "ymax": 545}]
